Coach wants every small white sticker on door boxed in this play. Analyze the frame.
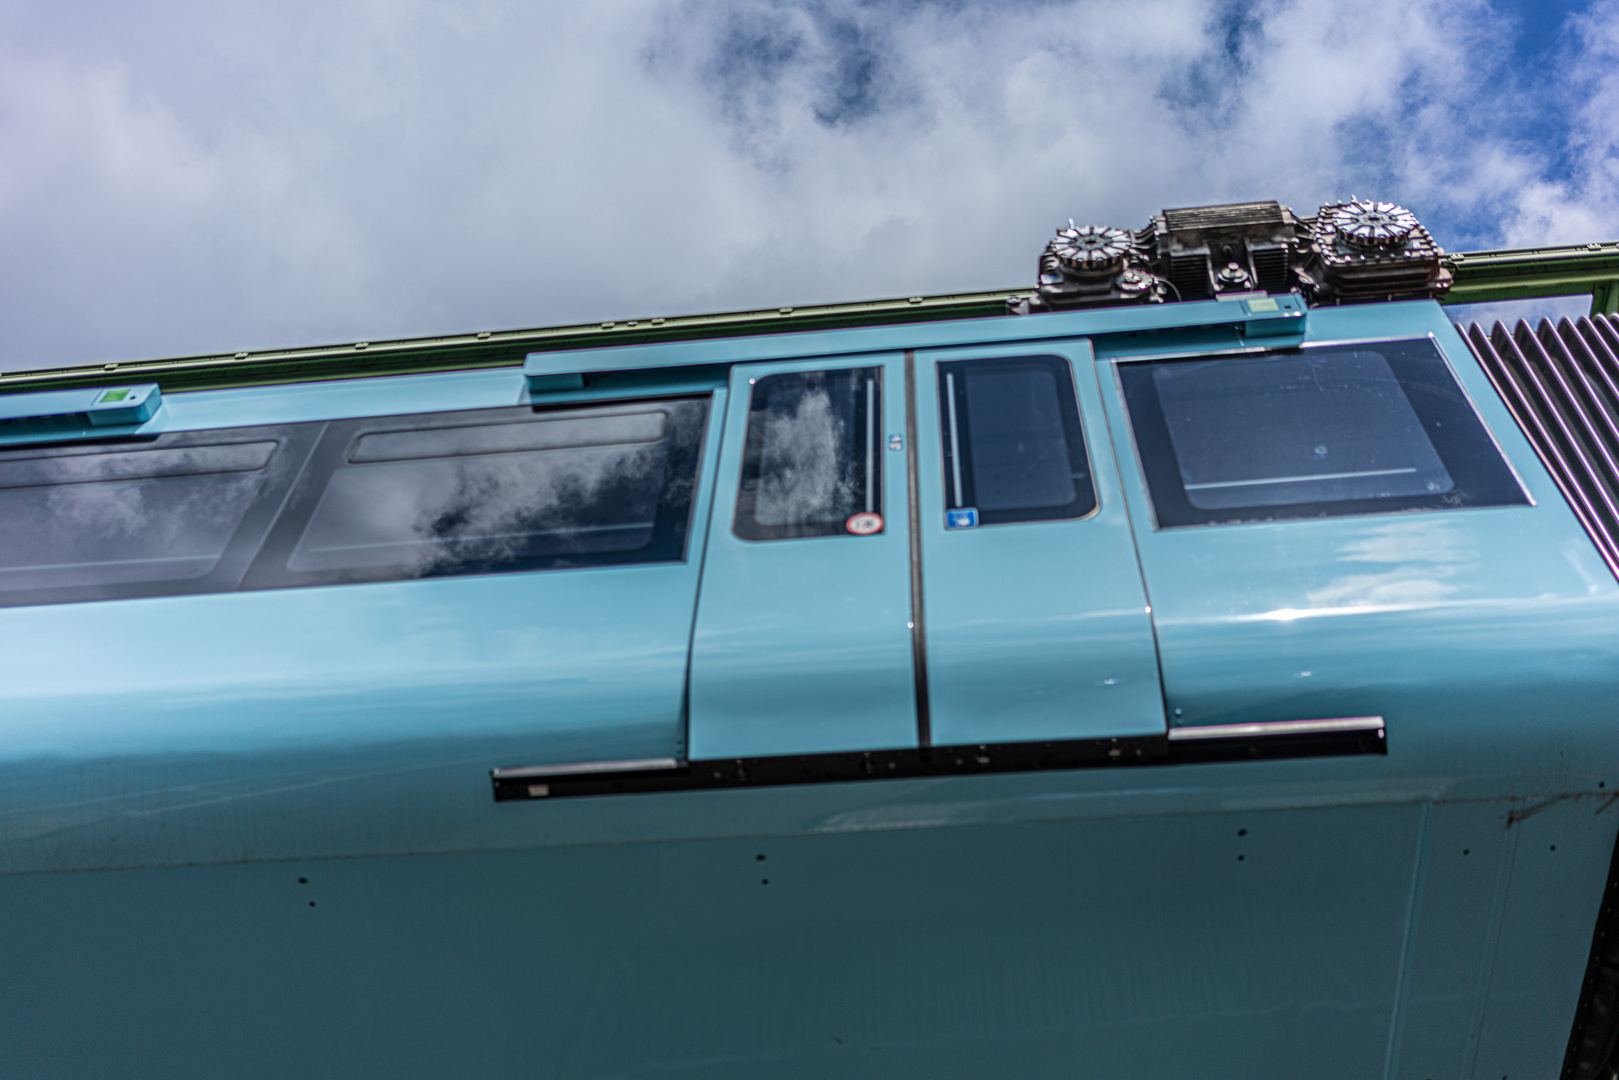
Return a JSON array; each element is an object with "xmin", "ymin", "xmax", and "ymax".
[{"xmin": 846, "ymin": 512, "xmax": 884, "ymax": 535}]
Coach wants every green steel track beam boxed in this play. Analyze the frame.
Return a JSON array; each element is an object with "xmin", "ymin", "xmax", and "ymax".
[
  {"xmin": 0, "ymin": 290, "xmax": 1025, "ymax": 394},
  {"xmin": 1445, "ymin": 241, "xmax": 1619, "ymax": 310},
  {"xmin": 1, "ymin": 241, "xmax": 1616, "ymax": 395}
]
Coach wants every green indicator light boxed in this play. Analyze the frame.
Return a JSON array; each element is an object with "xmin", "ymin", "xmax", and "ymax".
[{"xmin": 97, "ymin": 389, "xmax": 131, "ymax": 403}]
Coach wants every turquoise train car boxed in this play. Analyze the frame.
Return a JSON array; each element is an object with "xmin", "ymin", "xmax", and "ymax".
[{"xmin": 3, "ymin": 201, "xmax": 1619, "ymax": 1079}]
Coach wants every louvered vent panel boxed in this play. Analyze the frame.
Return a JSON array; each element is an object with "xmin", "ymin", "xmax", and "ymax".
[
  {"xmin": 1463, "ymin": 312, "xmax": 1619, "ymax": 579},
  {"xmin": 1169, "ymin": 254, "xmax": 1210, "ymax": 301},
  {"xmin": 1251, "ymin": 246, "xmax": 1291, "ymax": 293},
  {"xmin": 1162, "ymin": 201, "xmax": 1285, "ymax": 231}
]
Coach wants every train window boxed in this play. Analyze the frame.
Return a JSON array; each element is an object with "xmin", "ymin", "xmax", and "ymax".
[
  {"xmin": 0, "ymin": 396, "xmax": 708, "ymax": 607},
  {"xmin": 937, "ymin": 355, "xmax": 1095, "ymax": 526},
  {"xmin": 251, "ymin": 399, "xmax": 708, "ymax": 588},
  {"xmin": 734, "ymin": 367, "xmax": 883, "ymax": 540},
  {"xmin": 1119, "ymin": 337, "xmax": 1528, "ymax": 527},
  {"xmin": 346, "ymin": 411, "xmax": 667, "ymax": 463},
  {"xmin": 0, "ymin": 438, "xmax": 285, "ymax": 598}
]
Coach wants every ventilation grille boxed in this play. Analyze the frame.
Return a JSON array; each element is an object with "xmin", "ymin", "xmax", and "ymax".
[
  {"xmin": 1162, "ymin": 201, "xmax": 1285, "ymax": 231},
  {"xmin": 1250, "ymin": 246, "xmax": 1291, "ymax": 293},
  {"xmin": 1168, "ymin": 253, "xmax": 1210, "ymax": 301},
  {"xmin": 1463, "ymin": 313, "xmax": 1619, "ymax": 579}
]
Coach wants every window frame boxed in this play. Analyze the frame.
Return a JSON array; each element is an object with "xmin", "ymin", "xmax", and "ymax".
[
  {"xmin": 1117, "ymin": 336, "xmax": 1531, "ymax": 529},
  {"xmin": 732, "ymin": 365, "xmax": 884, "ymax": 542},
  {"xmin": 936, "ymin": 354, "xmax": 1098, "ymax": 528},
  {"xmin": 0, "ymin": 394, "xmax": 710, "ymax": 609},
  {"xmin": 0, "ymin": 423, "xmax": 321, "ymax": 609},
  {"xmin": 245, "ymin": 398, "xmax": 708, "ymax": 590}
]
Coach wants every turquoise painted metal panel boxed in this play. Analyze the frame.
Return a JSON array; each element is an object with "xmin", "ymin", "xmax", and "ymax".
[
  {"xmin": 1096, "ymin": 300, "xmax": 1619, "ymax": 728},
  {"xmin": 1467, "ymin": 797, "xmax": 1615, "ymax": 1080},
  {"xmin": 911, "ymin": 339, "xmax": 1166, "ymax": 744},
  {"xmin": 0, "ymin": 297, "xmax": 1615, "ymax": 1079},
  {"xmin": 0, "ymin": 794, "xmax": 1425, "ymax": 1079},
  {"xmin": 0, "ymin": 381, "xmax": 165, "ymax": 445},
  {"xmin": 687, "ymin": 354, "xmax": 918, "ymax": 759},
  {"xmin": 0, "ymin": 381, "xmax": 160, "ymax": 424},
  {"xmin": 0, "ymin": 372, "xmax": 730, "ymax": 874},
  {"xmin": 0, "ymin": 571, "xmax": 694, "ymax": 866},
  {"xmin": 1076, "ymin": 297, "xmax": 1619, "ymax": 1079}
]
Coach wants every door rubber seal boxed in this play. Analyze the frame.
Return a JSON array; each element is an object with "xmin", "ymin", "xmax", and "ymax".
[{"xmin": 903, "ymin": 349, "xmax": 933, "ymax": 748}]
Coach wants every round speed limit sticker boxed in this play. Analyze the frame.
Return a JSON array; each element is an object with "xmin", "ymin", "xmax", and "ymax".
[{"xmin": 845, "ymin": 512, "xmax": 884, "ymax": 535}]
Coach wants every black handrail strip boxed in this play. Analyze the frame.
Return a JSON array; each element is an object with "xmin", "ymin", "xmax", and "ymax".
[{"xmin": 491, "ymin": 720, "xmax": 1387, "ymax": 802}]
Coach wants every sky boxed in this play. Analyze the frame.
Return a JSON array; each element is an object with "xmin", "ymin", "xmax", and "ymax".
[{"xmin": 0, "ymin": 0, "xmax": 1616, "ymax": 371}]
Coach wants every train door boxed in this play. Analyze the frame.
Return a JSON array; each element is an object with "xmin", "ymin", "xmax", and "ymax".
[
  {"xmin": 910, "ymin": 341, "xmax": 1165, "ymax": 746},
  {"xmin": 687, "ymin": 342, "xmax": 1165, "ymax": 761},
  {"xmin": 1096, "ymin": 329, "xmax": 1539, "ymax": 728},
  {"xmin": 687, "ymin": 354, "xmax": 918, "ymax": 759},
  {"xmin": 1079, "ymin": 315, "xmax": 1611, "ymax": 1079}
]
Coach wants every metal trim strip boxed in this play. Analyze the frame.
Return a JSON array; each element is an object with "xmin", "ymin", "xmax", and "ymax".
[
  {"xmin": 1167, "ymin": 716, "xmax": 1385, "ymax": 741},
  {"xmin": 904, "ymin": 349, "xmax": 932, "ymax": 746},
  {"xmin": 490, "ymin": 757, "xmax": 681, "ymax": 780}
]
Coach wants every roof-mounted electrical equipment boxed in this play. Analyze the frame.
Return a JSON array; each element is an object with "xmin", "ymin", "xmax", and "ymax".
[
  {"xmin": 1152, "ymin": 200, "xmax": 1300, "ymax": 302},
  {"xmin": 1300, "ymin": 200, "xmax": 1452, "ymax": 304},
  {"xmin": 0, "ymin": 384, "xmax": 163, "ymax": 446},
  {"xmin": 1023, "ymin": 225, "xmax": 1169, "ymax": 311},
  {"xmin": 1013, "ymin": 198, "xmax": 1452, "ymax": 314}
]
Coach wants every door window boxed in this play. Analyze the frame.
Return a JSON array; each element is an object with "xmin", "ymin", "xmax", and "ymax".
[
  {"xmin": 733, "ymin": 367, "xmax": 884, "ymax": 540},
  {"xmin": 936, "ymin": 355, "xmax": 1096, "ymax": 527}
]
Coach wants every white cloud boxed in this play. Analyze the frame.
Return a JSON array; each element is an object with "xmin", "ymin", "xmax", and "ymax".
[
  {"xmin": 0, "ymin": 0, "xmax": 1608, "ymax": 371},
  {"xmin": 1500, "ymin": 0, "xmax": 1619, "ymax": 246}
]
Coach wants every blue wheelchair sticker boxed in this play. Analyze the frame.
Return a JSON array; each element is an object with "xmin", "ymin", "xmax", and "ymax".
[{"xmin": 945, "ymin": 508, "xmax": 979, "ymax": 529}]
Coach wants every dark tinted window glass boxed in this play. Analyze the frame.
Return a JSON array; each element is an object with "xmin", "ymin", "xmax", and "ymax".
[
  {"xmin": 735, "ymin": 367, "xmax": 882, "ymax": 540},
  {"xmin": 0, "ymin": 441, "xmax": 278, "ymax": 591},
  {"xmin": 0, "ymin": 395, "xmax": 709, "ymax": 608},
  {"xmin": 349, "ymin": 411, "xmax": 666, "ymax": 462},
  {"xmin": 938, "ymin": 356, "xmax": 1095, "ymax": 526},
  {"xmin": 255, "ymin": 399, "xmax": 707, "ymax": 587},
  {"xmin": 1119, "ymin": 338, "xmax": 1528, "ymax": 527}
]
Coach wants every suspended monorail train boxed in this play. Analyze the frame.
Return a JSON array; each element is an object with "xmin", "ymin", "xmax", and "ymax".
[{"xmin": 3, "ymin": 199, "xmax": 1619, "ymax": 1079}]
